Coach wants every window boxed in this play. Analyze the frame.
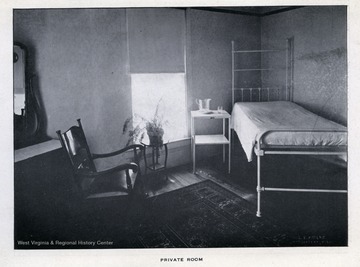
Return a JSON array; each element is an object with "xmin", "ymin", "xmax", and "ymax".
[
  {"xmin": 127, "ymin": 9, "xmax": 187, "ymax": 142},
  {"xmin": 131, "ymin": 73, "xmax": 187, "ymax": 142}
]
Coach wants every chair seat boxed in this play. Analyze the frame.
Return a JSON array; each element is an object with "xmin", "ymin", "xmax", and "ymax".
[{"xmin": 84, "ymin": 169, "xmax": 137, "ymax": 199}]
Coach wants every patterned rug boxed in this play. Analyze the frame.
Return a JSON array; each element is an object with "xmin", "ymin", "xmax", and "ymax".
[
  {"xmin": 16, "ymin": 179, "xmax": 346, "ymax": 249},
  {"xmin": 123, "ymin": 180, "xmax": 340, "ymax": 248}
]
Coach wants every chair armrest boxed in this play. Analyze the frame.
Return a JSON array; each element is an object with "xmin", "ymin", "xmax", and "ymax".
[
  {"xmin": 92, "ymin": 144, "xmax": 144, "ymax": 159},
  {"xmin": 76, "ymin": 162, "xmax": 139, "ymax": 178}
]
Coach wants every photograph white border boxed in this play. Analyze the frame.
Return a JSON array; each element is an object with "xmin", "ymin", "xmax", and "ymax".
[{"xmin": 1, "ymin": 0, "xmax": 360, "ymax": 266}]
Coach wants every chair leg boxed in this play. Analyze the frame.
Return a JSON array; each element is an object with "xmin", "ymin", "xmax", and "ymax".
[
  {"xmin": 139, "ymin": 176, "xmax": 148, "ymax": 198},
  {"xmin": 125, "ymin": 169, "xmax": 133, "ymax": 194},
  {"xmin": 133, "ymin": 174, "xmax": 148, "ymax": 198}
]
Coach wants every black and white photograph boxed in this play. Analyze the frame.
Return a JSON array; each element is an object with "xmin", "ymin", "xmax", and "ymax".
[{"xmin": 2, "ymin": 0, "xmax": 360, "ymax": 266}]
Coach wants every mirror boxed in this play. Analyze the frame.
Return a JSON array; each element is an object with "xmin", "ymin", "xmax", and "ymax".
[
  {"xmin": 14, "ymin": 44, "xmax": 26, "ymax": 116},
  {"xmin": 14, "ymin": 42, "xmax": 43, "ymax": 149}
]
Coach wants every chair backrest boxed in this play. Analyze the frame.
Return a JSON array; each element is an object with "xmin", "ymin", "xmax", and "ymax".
[{"xmin": 57, "ymin": 119, "xmax": 96, "ymax": 174}]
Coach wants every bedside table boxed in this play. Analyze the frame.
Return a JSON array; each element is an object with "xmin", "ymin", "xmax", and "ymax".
[{"xmin": 190, "ymin": 110, "xmax": 231, "ymax": 174}]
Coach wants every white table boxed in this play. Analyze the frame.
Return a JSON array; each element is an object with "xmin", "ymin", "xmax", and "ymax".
[{"xmin": 190, "ymin": 110, "xmax": 231, "ymax": 174}]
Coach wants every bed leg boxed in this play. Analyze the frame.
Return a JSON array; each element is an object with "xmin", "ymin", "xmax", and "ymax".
[{"xmin": 256, "ymin": 154, "xmax": 262, "ymax": 217}]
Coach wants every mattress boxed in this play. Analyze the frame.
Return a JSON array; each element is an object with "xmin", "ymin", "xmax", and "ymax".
[{"xmin": 231, "ymin": 101, "xmax": 347, "ymax": 162}]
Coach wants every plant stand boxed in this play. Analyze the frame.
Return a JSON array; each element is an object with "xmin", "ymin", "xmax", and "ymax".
[{"xmin": 141, "ymin": 141, "xmax": 169, "ymax": 180}]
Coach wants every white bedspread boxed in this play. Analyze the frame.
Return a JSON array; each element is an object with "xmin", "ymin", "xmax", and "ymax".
[{"xmin": 231, "ymin": 101, "xmax": 347, "ymax": 162}]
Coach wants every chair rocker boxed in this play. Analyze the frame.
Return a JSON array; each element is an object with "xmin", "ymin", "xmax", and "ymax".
[{"xmin": 57, "ymin": 119, "xmax": 145, "ymax": 201}]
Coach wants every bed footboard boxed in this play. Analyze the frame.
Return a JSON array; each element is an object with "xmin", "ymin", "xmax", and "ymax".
[{"xmin": 254, "ymin": 129, "xmax": 347, "ymax": 218}]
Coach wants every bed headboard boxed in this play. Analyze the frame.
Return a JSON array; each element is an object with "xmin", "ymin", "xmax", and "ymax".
[
  {"xmin": 231, "ymin": 37, "xmax": 294, "ymax": 106},
  {"xmin": 233, "ymin": 87, "xmax": 286, "ymax": 103}
]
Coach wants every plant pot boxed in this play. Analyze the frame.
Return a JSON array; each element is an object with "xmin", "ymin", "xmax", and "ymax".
[{"xmin": 148, "ymin": 134, "xmax": 163, "ymax": 147}]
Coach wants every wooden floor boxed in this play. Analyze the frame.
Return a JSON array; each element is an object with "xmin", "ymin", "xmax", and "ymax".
[
  {"xmin": 144, "ymin": 159, "xmax": 257, "ymax": 204},
  {"xmin": 143, "ymin": 165, "xmax": 205, "ymax": 198}
]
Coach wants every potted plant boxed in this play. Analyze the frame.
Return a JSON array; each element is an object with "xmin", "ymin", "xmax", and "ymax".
[{"xmin": 122, "ymin": 100, "xmax": 167, "ymax": 147}]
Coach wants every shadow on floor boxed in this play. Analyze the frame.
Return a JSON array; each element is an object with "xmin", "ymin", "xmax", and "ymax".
[{"xmin": 14, "ymin": 142, "xmax": 347, "ymax": 248}]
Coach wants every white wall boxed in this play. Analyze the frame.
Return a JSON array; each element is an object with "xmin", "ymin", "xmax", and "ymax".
[
  {"xmin": 261, "ymin": 6, "xmax": 347, "ymax": 125},
  {"xmin": 14, "ymin": 8, "xmax": 260, "ymax": 167}
]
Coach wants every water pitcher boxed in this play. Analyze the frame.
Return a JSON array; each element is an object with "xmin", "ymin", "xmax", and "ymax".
[{"xmin": 196, "ymin": 98, "xmax": 212, "ymax": 110}]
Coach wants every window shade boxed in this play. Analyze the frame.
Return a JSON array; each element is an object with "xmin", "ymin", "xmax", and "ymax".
[{"xmin": 127, "ymin": 8, "xmax": 185, "ymax": 73}]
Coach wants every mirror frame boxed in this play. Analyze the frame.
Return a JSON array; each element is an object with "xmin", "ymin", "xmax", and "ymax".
[{"xmin": 14, "ymin": 42, "xmax": 44, "ymax": 149}]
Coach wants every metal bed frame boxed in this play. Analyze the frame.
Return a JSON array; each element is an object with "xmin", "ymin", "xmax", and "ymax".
[
  {"xmin": 231, "ymin": 40, "xmax": 348, "ymax": 217},
  {"xmin": 254, "ymin": 129, "xmax": 347, "ymax": 217}
]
